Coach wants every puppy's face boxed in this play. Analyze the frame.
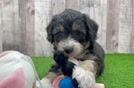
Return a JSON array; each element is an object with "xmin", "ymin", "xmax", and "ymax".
[
  {"xmin": 47, "ymin": 10, "xmax": 98, "ymax": 57},
  {"xmin": 52, "ymin": 19, "xmax": 87, "ymax": 57}
]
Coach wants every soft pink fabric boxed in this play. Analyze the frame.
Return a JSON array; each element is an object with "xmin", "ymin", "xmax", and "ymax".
[
  {"xmin": 94, "ymin": 84, "xmax": 104, "ymax": 88},
  {"xmin": 0, "ymin": 51, "xmax": 15, "ymax": 59},
  {"xmin": 53, "ymin": 75, "xmax": 64, "ymax": 88},
  {"xmin": 0, "ymin": 68, "xmax": 24, "ymax": 88},
  {"xmin": 53, "ymin": 76, "xmax": 105, "ymax": 88},
  {"xmin": 0, "ymin": 51, "xmax": 9, "ymax": 58}
]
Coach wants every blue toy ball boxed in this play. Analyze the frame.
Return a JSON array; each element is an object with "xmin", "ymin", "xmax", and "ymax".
[{"xmin": 59, "ymin": 76, "xmax": 76, "ymax": 88}]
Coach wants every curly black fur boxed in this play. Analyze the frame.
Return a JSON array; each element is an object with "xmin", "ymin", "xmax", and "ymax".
[{"xmin": 54, "ymin": 51, "xmax": 75, "ymax": 76}]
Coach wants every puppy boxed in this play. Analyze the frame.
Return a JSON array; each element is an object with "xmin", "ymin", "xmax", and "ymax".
[{"xmin": 41, "ymin": 9, "xmax": 105, "ymax": 88}]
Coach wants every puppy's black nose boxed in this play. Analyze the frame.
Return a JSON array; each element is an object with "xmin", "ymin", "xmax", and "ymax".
[{"xmin": 64, "ymin": 47, "xmax": 73, "ymax": 54}]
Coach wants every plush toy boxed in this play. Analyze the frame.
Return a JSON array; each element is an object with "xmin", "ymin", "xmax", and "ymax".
[
  {"xmin": 0, "ymin": 51, "xmax": 42, "ymax": 88},
  {"xmin": 53, "ymin": 75, "xmax": 104, "ymax": 88}
]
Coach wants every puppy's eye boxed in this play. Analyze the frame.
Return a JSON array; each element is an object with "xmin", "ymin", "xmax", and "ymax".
[
  {"xmin": 71, "ymin": 31, "xmax": 86, "ymax": 43},
  {"xmin": 54, "ymin": 32, "xmax": 65, "ymax": 42},
  {"xmin": 71, "ymin": 31, "xmax": 83, "ymax": 38}
]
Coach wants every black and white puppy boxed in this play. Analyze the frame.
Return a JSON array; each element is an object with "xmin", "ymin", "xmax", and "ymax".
[{"xmin": 41, "ymin": 9, "xmax": 105, "ymax": 88}]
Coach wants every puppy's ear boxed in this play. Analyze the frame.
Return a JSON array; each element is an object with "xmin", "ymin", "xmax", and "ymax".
[
  {"xmin": 46, "ymin": 21, "xmax": 54, "ymax": 43},
  {"xmin": 83, "ymin": 14, "xmax": 98, "ymax": 40},
  {"xmin": 46, "ymin": 16, "xmax": 64, "ymax": 43}
]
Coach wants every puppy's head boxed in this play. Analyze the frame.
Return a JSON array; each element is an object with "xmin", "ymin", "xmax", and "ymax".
[{"xmin": 46, "ymin": 9, "xmax": 98, "ymax": 57}]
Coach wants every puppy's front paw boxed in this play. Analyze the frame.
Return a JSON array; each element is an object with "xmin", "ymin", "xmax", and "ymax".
[
  {"xmin": 72, "ymin": 66, "xmax": 96, "ymax": 88},
  {"xmin": 41, "ymin": 78, "xmax": 53, "ymax": 88}
]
